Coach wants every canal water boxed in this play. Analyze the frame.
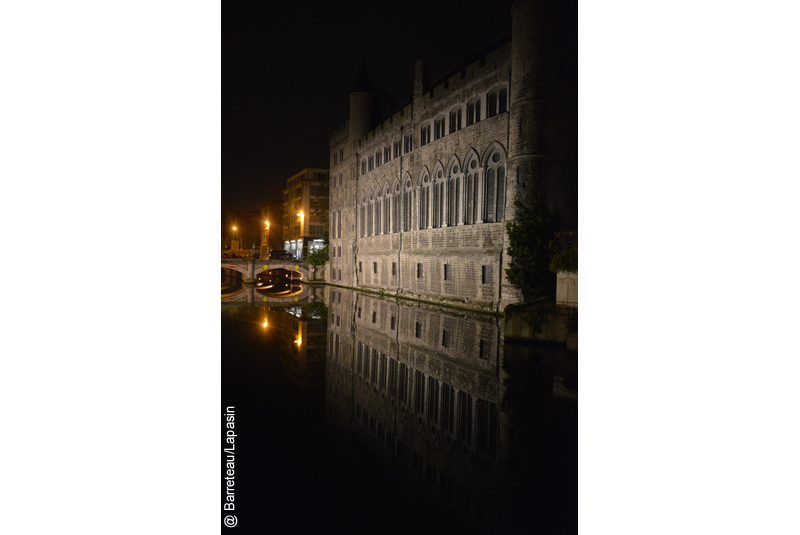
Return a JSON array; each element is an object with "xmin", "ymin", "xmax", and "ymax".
[{"xmin": 222, "ymin": 273, "xmax": 577, "ymax": 534}]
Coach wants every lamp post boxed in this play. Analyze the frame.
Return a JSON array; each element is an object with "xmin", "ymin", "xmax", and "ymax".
[
  {"xmin": 232, "ymin": 226, "xmax": 237, "ymax": 252},
  {"xmin": 297, "ymin": 211, "xmax": 304, "ymax": 259}
]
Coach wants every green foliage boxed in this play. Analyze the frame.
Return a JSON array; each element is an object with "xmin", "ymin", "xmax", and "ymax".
[
  {"xmin": 566, "ymin": 309, "xmax": 578, "ymax": 334},
  {"xmin": 505, "ymin": 193, "xmax": 558, "ymax": 304},
  {"xmin": 303, "ymin": 301, "xmax": 328, "ymax": 323},
  {"xmin": 549, "ymin": 238, "xmax": 578, "ymax": 273},
  {"xmin": 305, "ymin": 228, "xmax": 329, "ymax": 267}
]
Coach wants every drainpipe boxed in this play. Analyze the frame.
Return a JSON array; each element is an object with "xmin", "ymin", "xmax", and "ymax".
[
  {"xmin": 396, "ymin": 136, "xmax": 404, "ymax": 296},
  {"xmin": 354, "ymin": 145, "xmax": 360, "ymax": 288}
]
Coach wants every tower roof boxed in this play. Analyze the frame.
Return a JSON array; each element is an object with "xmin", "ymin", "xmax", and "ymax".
[{"xmin": 350, "ymin": 58, "xmax": 373, "ymax": 94}]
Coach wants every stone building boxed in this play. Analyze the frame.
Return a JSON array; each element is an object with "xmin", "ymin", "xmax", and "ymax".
[
  {"xmin": 282, "ymin": 168, "xmax": 329, "ymax": 259},
  {"xmin": 327, "ymin": 0, "xmax": 577, "ymax": 311}
]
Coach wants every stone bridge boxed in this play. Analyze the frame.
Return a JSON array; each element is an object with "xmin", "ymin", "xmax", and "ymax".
[{"xmin": 222, "ymin": 258, "xmax": 313, "ymax": 283}]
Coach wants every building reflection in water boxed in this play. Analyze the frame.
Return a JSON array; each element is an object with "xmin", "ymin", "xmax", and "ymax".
[
  {"xmin": 221, "ymin": 284, "xmax": 576, "ymax": 533},
  {"xmin": 323, "ymin": 286, "xmax": 577, "ymax": 533}
]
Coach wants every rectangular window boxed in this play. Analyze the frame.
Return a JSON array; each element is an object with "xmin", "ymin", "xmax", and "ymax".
[
  {"xmin": 441, "ymin": 384, "xmax": 455, "ymax": 433},
  {"xmin": 442, "ymin": 330, "xmax": 450, "ymax": 348},
  {"xmin": 388, "ymin": 359, "xmax": 397, "ymax": 398},
  {"xmin": 391, "ymin": 316, "xmax": 396, "ymax": 330},
  {"xmin": 358, "ymin": 307, "xmax": 361, "ymax": 318},
  {"xmin": 444, "ymin": 263, "xmax": 452, "ymax": 281},
  {"xmin": 376, "ymin": 151, "xmax": 381, "ymax": 166},
  {"xmin": 359, "ymin": 261, "xmax": 362, "ymax": 273},
  {"xmin": 373, "ymin": 262, "xmax": 377, "ymax": 274},
  {"xmin": 368, "ymin": 156, "xmax": 373, "ymax": 171},
  {"xmin": 392, "ymin": 262, "xmax": 396, "ymax": 276},
  {"xmin": 372, "ymin": 311, "xmax": 376, "ymax": 323},
  {"xmin": 458, "ymin": 391, "xmax": 473, "ymax": 443},
  {"xmin": 476, "ymin": 400, "xmax": 498, "ymax": 456},
  {"xmin": 404, "ymin": 133, "xmax": 412, "ymax": 154},
  {"xmin": 379, "ymin": 353, "xmax": 387, "ymax": 391},
  {"xmin": 426, "ymin": 376, "xmax": 439, "ymax": 423},
  {"xmin": 415, "ymin": 322, "xmax": 421, "ymax": 338},
  {"xmin": 398, "ymin": 363, "xmax": 408, "ymax": 404},
  {"xmin": 417, "ymin": 263, "xmax": 422, "ymax": 278},
  {"xmin": 481, "ymin": 265, "xmax": 491, "ymax": 284},
  {"xmin": 414, "ymin": 370, "xmax": 425, "ymax": 413},
  {"xmin": 361, "ymin": 160, "xmax": 366, "ymax": 174},
  {"xmin": 479, "ymin": 339, "xmax": 490, "ymax": 359}
]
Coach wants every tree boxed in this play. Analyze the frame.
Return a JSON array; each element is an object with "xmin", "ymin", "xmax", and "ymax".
[
  {"xmin": 505, "ymin": 193, "xmax": 558, "ymax": 303},
  {"xmin": 305, "ymin": 227, "xmax": 329, "ymax": 267}
]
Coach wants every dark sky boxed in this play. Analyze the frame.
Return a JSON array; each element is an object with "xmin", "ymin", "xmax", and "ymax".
[{"xmin": 222, "ymin": 0, "xmax": 517, "ymax": 216}]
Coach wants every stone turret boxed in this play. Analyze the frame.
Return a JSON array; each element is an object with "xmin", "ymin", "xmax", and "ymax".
[
  {"xmin": 508, "ymin": 0, "xmax": 575, "ymax": 224},
  {"xmin": 501, "ymin": 0, "xmax": 577, "ymax": 309},
  {"xmin": 349, "ymin": 59, "xmax": 376, "ymax": 142}
]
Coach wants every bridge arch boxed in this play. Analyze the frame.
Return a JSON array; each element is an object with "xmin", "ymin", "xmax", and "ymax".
[{"xmin": 253, "ymin": 261, "xmax": 310, "ymax": 280}]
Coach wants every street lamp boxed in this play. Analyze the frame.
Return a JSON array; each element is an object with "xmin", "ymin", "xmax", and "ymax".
[
  {"xmin": 232, "ymin": 226, "xmax": 237, "ymax": 252},
  {"xmin": 297, "ymin": 211, "xmax": 304, "ymax": 258}
]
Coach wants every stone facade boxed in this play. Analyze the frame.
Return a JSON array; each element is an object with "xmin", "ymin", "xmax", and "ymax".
[{"xmin": 327, "ymin": 0, "xmax": 576, "ymax": 312}]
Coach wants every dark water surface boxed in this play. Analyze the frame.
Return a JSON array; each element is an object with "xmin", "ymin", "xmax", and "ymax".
[{"xmin": 222, "ymin": 283, "xmax": 577, "ymax": 534}]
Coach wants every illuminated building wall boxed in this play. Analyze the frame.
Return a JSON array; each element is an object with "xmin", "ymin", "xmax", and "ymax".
[
  {"xmin": 327, "ymin": 0, "xmax": 577, "ymax": 311},
  {"xmin": 282, "ymin": 168, "xmax": 329, "ymax": 259}
]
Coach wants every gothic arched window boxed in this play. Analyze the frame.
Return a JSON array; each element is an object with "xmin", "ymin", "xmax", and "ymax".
[{"xmin": 483, "ymin": 147, "xmax": 507, "ymax": 222}]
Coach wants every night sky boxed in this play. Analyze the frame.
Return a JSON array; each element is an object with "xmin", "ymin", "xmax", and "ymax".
[{"xmin": 222, "ymin": 0, "xmax": 517, "ymax": 216}]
